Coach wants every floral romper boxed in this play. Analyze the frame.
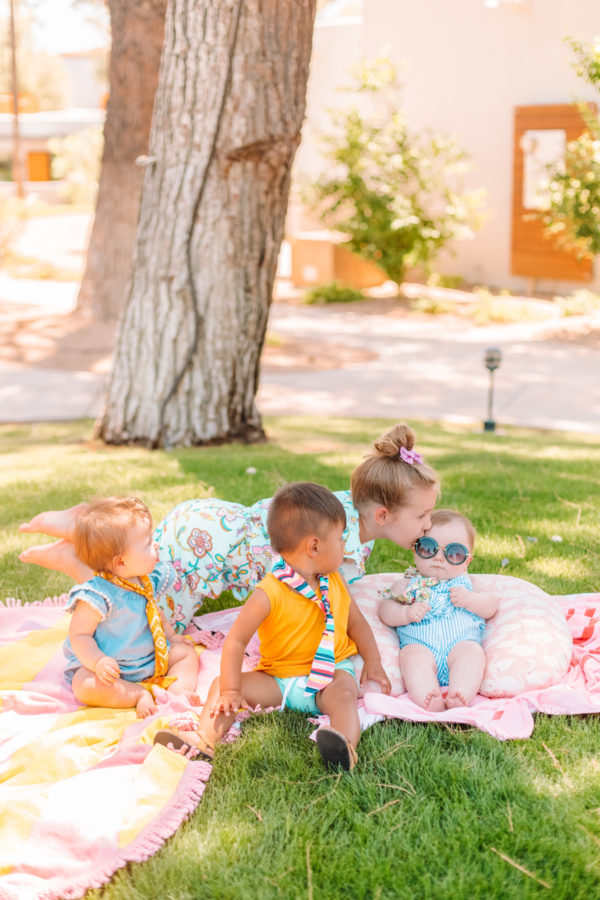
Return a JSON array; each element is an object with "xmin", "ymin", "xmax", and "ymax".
[{"xmin": 153, "ymin": 491, "xmax": 372, "ymax": 631}]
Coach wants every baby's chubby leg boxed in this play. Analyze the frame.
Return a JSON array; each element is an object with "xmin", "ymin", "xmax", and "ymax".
[
  {"xmin": 19, "ymin": 502, "xmax": 88, "ymax": 538},
  {"xmin": 445, "ymin": 641, "xmax": 485, "ymax": 709},
  {"xmin": 71, "ymin": 666, "xmax": 155, "ymax": 718},
  {"xmin": 399, "ymin": 644, "xmax": 446, "ymax": 712},
  {"xmin": 166, "ymin": 641, "xmax": 200, "ymax": 701}
]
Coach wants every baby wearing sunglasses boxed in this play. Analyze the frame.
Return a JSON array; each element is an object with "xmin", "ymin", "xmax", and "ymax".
[{"xmin": 378, "ymin": 509, "xmax": 498, "ymax": 711}]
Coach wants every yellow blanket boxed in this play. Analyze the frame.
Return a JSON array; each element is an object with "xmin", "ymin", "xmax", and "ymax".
[{"xmin": 0, "ymin": 599, "xmax": 211, "ymax": 900}]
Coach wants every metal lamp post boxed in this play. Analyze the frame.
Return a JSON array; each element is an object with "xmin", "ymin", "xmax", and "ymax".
[{"xmin": 483, "ymin": 347, "xmax": 502, "ymax": 432}]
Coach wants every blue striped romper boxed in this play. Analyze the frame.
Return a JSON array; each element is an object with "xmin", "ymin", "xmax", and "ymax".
[{"xmin": 395, "ymin": 573, "xmax": 485, "ymax": 686}]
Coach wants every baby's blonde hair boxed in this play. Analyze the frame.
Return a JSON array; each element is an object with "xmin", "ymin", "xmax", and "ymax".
[
  {"xmin": 350, "ymin": 423, "xmax": 439, "ymax": 512},
  {"xmin": 429, "ymin": 508, "xmax": 476, "ymax": 550},
  {"xmin": 73, "ymin": 496, "xmax": 153, "ymax": 572}
]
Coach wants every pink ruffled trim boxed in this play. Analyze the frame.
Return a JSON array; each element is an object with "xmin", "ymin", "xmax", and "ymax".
[
  {"xmin": 1, "ymin": 594, "xmax": 69, "ymax": 608},
  {"xmin": 182, "ymin": 622, "xmax": 226, "ymax": 649}
]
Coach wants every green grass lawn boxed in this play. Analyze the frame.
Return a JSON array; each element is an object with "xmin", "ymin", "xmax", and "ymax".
[{"xmin": 2, "ymin": 416, "xmax": 600, "ymax": 899}]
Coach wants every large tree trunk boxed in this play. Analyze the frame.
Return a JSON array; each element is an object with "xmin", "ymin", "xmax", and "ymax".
[
  {"xmin": 97, "ymin": 0, "xmax": 317, "ymax": 446},
  {"xmin": 77, "ymin": 0, "xmax": 167, "ymax": 321}
]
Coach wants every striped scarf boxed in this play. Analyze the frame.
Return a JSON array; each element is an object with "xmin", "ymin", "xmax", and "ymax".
[
  {"xmin": 271, "ymin": 556, "xmax": 335, "ymax": 695},
  {"xmin": 95, "ymin": 571, "xmax": 170, "ymax": 683}
]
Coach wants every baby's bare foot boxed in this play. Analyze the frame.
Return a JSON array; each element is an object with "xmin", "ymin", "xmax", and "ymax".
[
  {"xmin": 19, "ymin": 503, "xmax": 87, "ymax": 538},
  {"xmin": 422, "ymin": 689, "xmax": 446, "ymax": 712},
  {"xmin": 446, "ymin": 689, "xmax": 469, "ymax": 709},
  {"xmin": 136, "ymin": 691, "xmax": 157, "ymax": 718}
]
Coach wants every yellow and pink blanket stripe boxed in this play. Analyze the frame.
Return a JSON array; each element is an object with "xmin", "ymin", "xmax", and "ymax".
[{"xmin": 0, "ymin": 596, "xmax": 220, "ymax": 900}]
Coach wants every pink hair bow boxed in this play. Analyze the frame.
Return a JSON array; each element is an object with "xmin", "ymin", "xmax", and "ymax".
[{"xmin": 399, "ymin": 446, "xmax": 424, "ymax": 465}]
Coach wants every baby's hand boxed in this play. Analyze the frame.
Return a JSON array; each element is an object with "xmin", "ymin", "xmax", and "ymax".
[
  {"xmin": 95, "ymin": 655, "xmax": 120, "ymax": 685},
  {"xmin": 406, "ymin": 602, "xmax": 430, "ymax": 623},
  {"xmin": 210, "ymin": 689, "xmax": 244, "ymax": 717},
  {"xmin": 361, "ymin": 660, "xmax": 392, "ymax": 695},
  {"xmin": 450, "ymin": 587, "xmax": 471, "ymax": 609}
]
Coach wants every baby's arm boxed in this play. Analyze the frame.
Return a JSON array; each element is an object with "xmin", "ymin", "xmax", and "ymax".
[
  {"xmin": 159, "ymin": 610, "xmax": 188, "ymax": 644},
  {"xmin": 211, "ymin": 588, "xmax": 271, "ymax": 715},
  {"xmin": 346, "ymin": 597, "xmax": 391, "ymax": 694},
  {"xmin": 69, "ymin": 601, "xmax": 120, "ymax": 685},
  {"xmin": 450, "ymin": 585, "xmax": 499, "ymax": 619},
  {"xmin": 378, "ymin": 596, "xmax": 430, "ymax": 627}
]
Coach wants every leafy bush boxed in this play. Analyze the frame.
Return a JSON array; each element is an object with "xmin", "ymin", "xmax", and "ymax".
[
  {"xmin": 303, "ymin": 281, "xmax": 365, "ymax": 304},
  {"xmin": 426, "ymin": 272, "xmax": 465, "ymax": 290},
  {"xmin": 542, "ymin": 37, "xmax": 600, "ymax": 258},
  {"xmin": 49, "ymin": 128, "xmax": 103, "ymax": 207},
  {"xmin": 410, "ymin": 295, "xmax": 458, "ymax": 316},
  {"xmin": 554, "ymin": 288, "xmax": 600, "ymax": 316},
  {"xmin": 306, "ymin": 56, "xmax": 486, "ymax": 285}
]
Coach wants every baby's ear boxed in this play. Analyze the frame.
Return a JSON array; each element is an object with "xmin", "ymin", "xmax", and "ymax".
[
  {"xmin": 113, "ymin": 554, "xmax": 125, "ymax": 571},
  {"xmin": 307, "ymin": 535, "xmax": 320, "ymax": 558}
]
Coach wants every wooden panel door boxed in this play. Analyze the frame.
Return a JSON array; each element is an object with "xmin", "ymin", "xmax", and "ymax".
[{"xmin": 512, "ymin": 104, "xmax": 594, "ymax": 283}]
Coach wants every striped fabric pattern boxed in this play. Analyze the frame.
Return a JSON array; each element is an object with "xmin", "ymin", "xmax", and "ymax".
[{"xmin": 271, "ymin": 556, "xmax": 335, "ymax": 695}]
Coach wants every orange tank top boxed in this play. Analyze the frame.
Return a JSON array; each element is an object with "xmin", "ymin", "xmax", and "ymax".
[{"xmin": 256, "ymin": 571, "xmax": 357, "ymax": 678}]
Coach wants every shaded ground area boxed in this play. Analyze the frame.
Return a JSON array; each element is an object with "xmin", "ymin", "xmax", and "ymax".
[{"xmin": 1, "ymin": 287, "xmax": 598, "ymax": 374}]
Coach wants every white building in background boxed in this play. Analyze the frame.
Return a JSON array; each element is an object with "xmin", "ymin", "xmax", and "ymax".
[{"xmin": 291, "ymin": 0, "xmax": 600, "ymax": 295}]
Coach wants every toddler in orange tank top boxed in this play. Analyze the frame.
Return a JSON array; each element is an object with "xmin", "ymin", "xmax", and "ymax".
[{"xmin": 154, "ymin": 482, "xmax": 391, "ymax": 771}]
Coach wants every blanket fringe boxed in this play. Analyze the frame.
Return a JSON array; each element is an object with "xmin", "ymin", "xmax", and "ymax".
[
  {"xmin": 5, "ymin": 763, "xmax": 211, "ymax": 900},
  {"xmin": 1, "ymin": 594, "xmax": 69, "ymax": 609}
]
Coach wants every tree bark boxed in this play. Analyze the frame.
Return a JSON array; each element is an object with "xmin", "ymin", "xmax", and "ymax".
[
  {"xmin": 77, "ymin": 0, "xmax": 167, "ymax": 321},
  {"xmin": 97, "ymin": 0, "xmax": 317, "ymax": 447}
]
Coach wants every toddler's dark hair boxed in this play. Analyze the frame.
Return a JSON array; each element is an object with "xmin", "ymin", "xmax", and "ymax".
[{"xmin": 267, "ymin": 482, "xmax": 346, "ymax": 553}]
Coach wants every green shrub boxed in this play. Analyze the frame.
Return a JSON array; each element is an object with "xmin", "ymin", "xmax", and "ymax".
[
  {"xmin": 303, "ymin": 281, "xmax": 365, "ymax": 304},
  {"xmin": 542, "ymin": 37, "xmax": 600, "ymax": 258},
  {"xmin": 49, "ymin": 128, "xmax": 103, "ymax": 207},
  {"xmin": 410, "ymin": 295, "xmax": 458, "ymax": 316},
  {"xmin": 306, "ymin": 56, "xmax": 486, "ymax": 284},
  {"xmin": 426, "ymin": 272, "xmax": 465, "ymax": 289},
  {"xmin": 555, "ymin": 288, "xmax": 600, "ymax": 316}
]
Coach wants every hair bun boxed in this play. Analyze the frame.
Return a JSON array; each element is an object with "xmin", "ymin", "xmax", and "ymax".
[{"xmin": 372, "ymin": 423, "xmax": 415, "ymax": 458}]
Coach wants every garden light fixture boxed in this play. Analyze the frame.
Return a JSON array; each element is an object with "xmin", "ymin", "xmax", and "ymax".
[{"xmin": 483, "ymin": 347, "xmax": 502, "ymax": 432}]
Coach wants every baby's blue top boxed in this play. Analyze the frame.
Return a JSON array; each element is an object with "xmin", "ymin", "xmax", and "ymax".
[
  {"xmin": 396, "ymin": 572, "xmax": 486, "ymax": 646},
  {"xmin": 63, "ymin": 562, "xmax": 176, "ymax": 685}
]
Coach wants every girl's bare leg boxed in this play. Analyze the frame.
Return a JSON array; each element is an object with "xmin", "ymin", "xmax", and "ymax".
[
  {"xmin": 317, "ymin": 670, "xmax": 360, "ymax": 748},
  {"xmin": 19, "ymin": 539, "xmax": 92, "ymax": 582},
  {"xmin": 399, "ymin": 644, "xmax": 446, "ymax": 712},
  {"xmin": 71, "ymin": 666, "xmax": 155, "ymax": 718},
  {"xmin": 166, "ymin": 642, "xmax": 200, "ymax": 700},
  {"xmin": 446, "ymin": 641, "xmax": 485, "ymax": 709},
  {"xmin": 19, "ymin": 502, "xmax": 88, "ymax": 537}
]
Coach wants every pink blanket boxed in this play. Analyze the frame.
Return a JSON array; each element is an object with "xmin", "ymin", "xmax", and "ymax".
[
  {"xmin": 362, "ymin": 593, "xmax": 600, "ymax": 739},
  {"xmin": 2, "ymin": 586, "xmax": 599, "ymax": 899},
  {"xmin": 196, "ymin": 591, "xmax": 600, "ymax": 741}
]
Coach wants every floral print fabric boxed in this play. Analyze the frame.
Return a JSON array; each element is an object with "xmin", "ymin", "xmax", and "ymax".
[{"xmin": 153, "ymin": 492, "xmax": 372, "ymax": 631}]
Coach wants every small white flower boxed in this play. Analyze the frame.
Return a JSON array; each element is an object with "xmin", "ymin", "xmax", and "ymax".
[
  {"xmin": 526, "ymin": 536, "xmax": 538, "ymax": 543},
  {"xmin": 550, "ymin": 535, "xmax": 563, "ymax": 543},
  {"xmin": 245, "ymin": 466, "xmax": 257, "ymax": 475},
  {"xmin": 501, "ymin": 558, "xmax": 510, "ymax": 568}
]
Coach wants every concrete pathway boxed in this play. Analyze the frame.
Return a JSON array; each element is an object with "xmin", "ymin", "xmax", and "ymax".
[
  {"xmin": 261, "ymin": 304, "xmax": 600, "ymax": 433},
  {"xmin": 1, "ymin": 212, "xmax": 599, "ymax": 433}
]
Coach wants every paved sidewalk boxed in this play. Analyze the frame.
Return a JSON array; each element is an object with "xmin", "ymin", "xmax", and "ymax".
[
  {"xmin": 1, "ymin": 212, "xmax": 599, "ymax": 433},
  {"xmin": 1, "ymin": 291, "xmax": 599, "ymax": 433}
]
